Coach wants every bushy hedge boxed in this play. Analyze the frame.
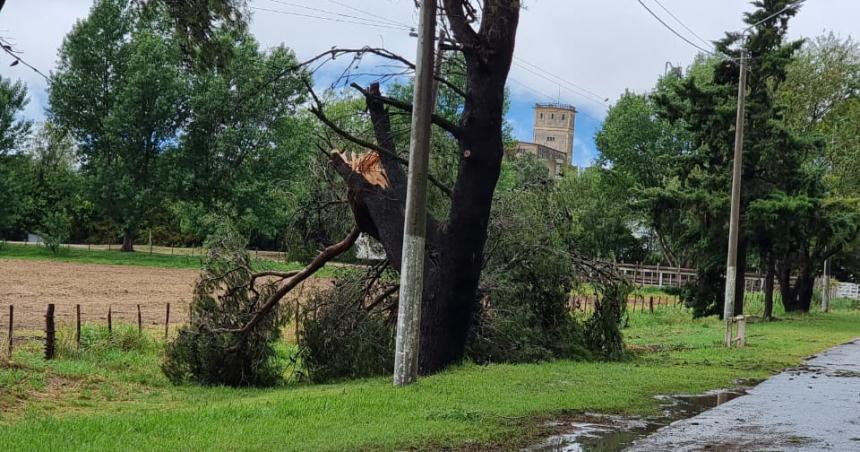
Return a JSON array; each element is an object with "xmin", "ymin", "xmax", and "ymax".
[
  {"xmin": 296, "ymin": 271, "xmax": 395, "ymax": 383},
  {"xmin": 467, "ymin": 187, "xmax": 592, "ymax": 363},
  {"xmin": 162, "ymin": 225, "xmax": 289, "ymax": 387}
]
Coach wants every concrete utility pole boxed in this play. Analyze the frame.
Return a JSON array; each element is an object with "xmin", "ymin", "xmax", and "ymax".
[
  {"xmin": 394, "ymin": 0, "xmax": 437, "ymax": 386},
  {"xmin": 821, "ymin": 258, "xmax": 831, "ymax": 312},
  {"xmin": 723, "ymin": 49, "xmax": 748, "ymax": 347}
]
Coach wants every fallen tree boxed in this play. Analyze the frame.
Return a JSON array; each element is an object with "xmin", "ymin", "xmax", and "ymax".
[
  {"xmin": 220, "ymin": 0, "xmax": 521, "ymax": 375},
  {"xmin": 161, "ymin": 1, "xmax": 631, "ymax": 382}
]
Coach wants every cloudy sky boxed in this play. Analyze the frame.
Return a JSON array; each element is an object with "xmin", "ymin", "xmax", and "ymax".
[{"xmin": 1, "ymin": 0, "xmax": 857, "ymax": 166}]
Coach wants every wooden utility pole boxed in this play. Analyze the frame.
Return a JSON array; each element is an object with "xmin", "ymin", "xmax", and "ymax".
[
  {"xmin": 723, "ymin": 49, "xmax": 748, "ymax": 347},
  {"xmin": 821, "ymin": 258, "xmax": 831, "ymax": 312},
  {"xmin": 394, "ymin": 0, "xmax": 437, "ymax": 386}
]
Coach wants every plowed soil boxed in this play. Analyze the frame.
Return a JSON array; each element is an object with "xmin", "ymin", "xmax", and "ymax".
[{"xmin": 0, "ymin": 259, "xmax": 328, "ymax": 331}]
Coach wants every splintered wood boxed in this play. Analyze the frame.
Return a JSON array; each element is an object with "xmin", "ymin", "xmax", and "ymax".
[{"xmin": 336, "ymin": 150, "xmax": 390, "ymax": 189}]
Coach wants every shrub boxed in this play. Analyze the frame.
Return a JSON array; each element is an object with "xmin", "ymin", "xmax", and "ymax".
[
  {"xmin": 468, "ymin": 188, "xmax": 591, "ymax": 363},
  {"xmin": 296, "ymin": 270, "xmax": 395, "ymax": 383},
  {"xmin": 57, "ymin": 323, "xmax": 156, "ymax": 359},
  {"xmin": 38, "ymin": 211, "xmax": 71, "ymax": 255},
  {"xmin": 162, "ymin": 222, "xmax": 289, "ymax": 387},
  {"xmin": 467, "ymin": 172, "xmax": 630, "ymax": 363}
]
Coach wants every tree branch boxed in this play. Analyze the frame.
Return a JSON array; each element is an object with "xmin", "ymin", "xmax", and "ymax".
[
  {"xmin": 234, "ymin": 227, "xmax": 360, "ymax": 336},
  {"xmin": 349, "ymin": 83, "xmax": 462, "ymax": 138},
  {"xmin": 442, "ymin": 0, "xmax": 479, "ymax": 51},
  {"xmin": 366, "ymin": 284, "xmax": 400, "ymax": 312},
  {"xmin": 306, "ymin": 83, "xmax": 453, "ymax": 197},
  {"xmin": 305, "ymin": 46, "xmax": 466, "ymax": 99}
]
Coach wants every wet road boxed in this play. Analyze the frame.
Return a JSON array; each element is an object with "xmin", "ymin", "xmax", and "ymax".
[{"xmin": 628, "ymin": 338, "xmax": 860, "ymax": 451}]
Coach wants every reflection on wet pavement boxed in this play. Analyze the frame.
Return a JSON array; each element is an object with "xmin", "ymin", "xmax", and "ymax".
[
  {"xmin": 527, "ymin": 338, "xmax": 860, "ymax": 451},
  {"xmin": 527, "ymin": 388, "xmax": 750, "ymax": 451}
]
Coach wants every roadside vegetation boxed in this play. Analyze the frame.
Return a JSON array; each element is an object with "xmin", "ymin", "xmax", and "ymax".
[
  {"xmin": 1, "ymin": 1, "xmax": 858, "ymax": 450},
  {"xmin": 0, "ymin": 304, "xmax": 857, "ymax": 450}
]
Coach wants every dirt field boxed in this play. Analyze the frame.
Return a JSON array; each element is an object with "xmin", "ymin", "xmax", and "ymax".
[
  {"xmin": 0, "ymin": 259, "xmax": 197, "ymax": 331},
  {"xmin": 0, "ymin": 259, "xmax": 329, "ymax": 332}
]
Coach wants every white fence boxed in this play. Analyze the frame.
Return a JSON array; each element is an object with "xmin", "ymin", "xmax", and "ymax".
[
  {"xmin": 835, "ymin": 282, "xmax": 860, "ymax": 300},
  {"xmin": 615, "ymin": 263, "xmax": 768, "ymax": 292}
]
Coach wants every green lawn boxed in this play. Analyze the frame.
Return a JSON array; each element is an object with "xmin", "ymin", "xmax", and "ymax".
[
  {"xmin": 1, "ymin": 303, "xmax": 858, "ymax": 451},
  {"xmin": 0, "ymin": 242, "xmax": 305, "ymax": 272}
]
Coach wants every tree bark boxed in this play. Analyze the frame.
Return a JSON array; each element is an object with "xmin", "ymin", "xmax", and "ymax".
[
  {"xmin": 763, "ymin": 257, "xmax": 775, "ymax": 321},
  {"xmin": 322, "ymin": 1, "xmax": 521, "ymax": 375},
  {"xmin": 121, "ymin": 229, "xmax": 135, "ymax": 252},
  {"xmin": 779, "ymin": 254, "xmax": 815, "ymax": 313}
]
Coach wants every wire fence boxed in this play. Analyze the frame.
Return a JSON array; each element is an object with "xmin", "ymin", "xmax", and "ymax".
[{"xmin": 0, "ymin": 301, "xmax": 187, "ymax": 359}]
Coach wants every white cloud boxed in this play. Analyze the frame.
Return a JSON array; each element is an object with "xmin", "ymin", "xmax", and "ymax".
[{"xmin": 2, "ymin": 0, "xmax": 857, "ymax": 123}]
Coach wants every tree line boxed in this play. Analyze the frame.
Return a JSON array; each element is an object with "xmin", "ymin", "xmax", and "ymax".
[
  {"xmin": 1, "ymin": 0, "xmax": 857, "ymax": 384},
  {"xmin": 596, "ymin": 6, "xmax": 860, "ymax": 315},
  {"xmin": 1, "ymin": 0, "xmax": 315, "ymax": 253}
]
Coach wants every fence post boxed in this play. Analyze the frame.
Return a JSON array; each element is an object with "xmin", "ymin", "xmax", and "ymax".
[
  {"xmin": 7, "ymin": 305, "xmax": 13, "ymax": 357},
  {"xmin": 137, "ymin": 304, "xmax": 142, "ymax": 335},
  {"xmin": 164, "ymin": 303, "xmax": 170, "ymax": 340},
  {"xmin": 76, "ymin": 304, "xmax": 81, "ymax": 349},
  {"xmin": 649, "ymin": 296, "xmax": 654, "ymax": 313},
  {"xmin": 107, "ymin": 305, "xmax": 112, "ymax": 335},
  {"xmin": 45, "ymin": 304, "xmax": 56, "ymax": 360}
]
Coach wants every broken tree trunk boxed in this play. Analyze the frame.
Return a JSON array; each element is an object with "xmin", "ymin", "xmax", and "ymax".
[{"xmin": 315, "ymin": 0, "xmax": 521, "ymax": 374}]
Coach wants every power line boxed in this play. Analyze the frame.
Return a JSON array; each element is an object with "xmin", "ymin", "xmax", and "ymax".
[
  {"xmin": 743, "ymin": 0, "xmax": 806, "ymax": 33},
  {"xmin": 651, "ymin": 0, "xmax": 713, "ymax": 49},
  {"xmin": 507, "ymin": 76, "xmax": 604, "ymax": 122},
  {"xmin": 0, "ymin": 38, "xmax": 49, "ymax": 81},
  {"xmin": 326, "ymin": 0, "xmax": 412, "ymax": 28},
  {"xmin": 512, "ymin": 61, "xmax": 608, "ymax": 111},
  {"xmin": 264, "ymin": 0, "xmax": 411, "ymax": 30},
  {"xmin": 250, "ymin": 6, "xmax": 413, "ymax": 31},
  {"xmin": 513, "ymin": 57, "xmax": 609, "ymax": 104},
  {"xmin": 636, "ymin": 0, "xmax": 715, "ymax": 56}
]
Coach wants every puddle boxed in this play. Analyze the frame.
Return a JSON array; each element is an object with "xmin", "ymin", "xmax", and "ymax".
[{"xmin": 526, "ymin": 385, "xmax": 754, "ymax": 452}]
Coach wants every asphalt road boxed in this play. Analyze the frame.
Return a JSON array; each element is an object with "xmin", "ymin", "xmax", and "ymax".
[{"xmin": 628, "ymin": 338, "xmax": 860, "ymax": 451}]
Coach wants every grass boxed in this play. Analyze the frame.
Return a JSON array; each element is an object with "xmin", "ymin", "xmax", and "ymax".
[
  {"xmin": 0, "ymin": 242, "xmax": 308, "ymax": 273},
  {"xmin": 0, "ymin": 304, "xmax": 858, "ymax": 451}
]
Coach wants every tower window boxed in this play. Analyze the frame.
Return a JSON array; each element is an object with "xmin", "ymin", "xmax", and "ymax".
[
  {"xmin": 562, "ymin": 114, "xmax": 565, "ymax": 120},
  {"xmin": 551, "ymin": 113, "xmax": 554, "ymax": 119},
  {"xmin": 540, "ymin": 113, "xmax": 543, "ymax": 119}
]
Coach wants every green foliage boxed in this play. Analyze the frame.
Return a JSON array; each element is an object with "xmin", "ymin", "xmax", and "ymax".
[
  {"xmin": 0, "ymin": 76, "xmax": 32, "ymax": 237},
  {"xmin": 162, "ymin": 223, "xmax": 289, "ymax": 386},
  {"xmin": 3, "ymin": 306, "xmax": 860, "ymax": 451},
  {"xmin": 596, "ymin": 87, "xmax": 691, "ymax": 265},
  {"xmin": 557, "ymin": 167, "xmax": 647, "ymax": 262},
  {"xmin": 58, "ymin": 323, "xmax": 157, "ymax": 359},
  {"xmin": 50, "ymin": 0, "xmax": 186, "ymax": 249},
  {"xmin": 0, "ymin": 76, "xmax": 31, "ymax": 156},
  {"xmin": 296, "ymin": 275, "xmax": 395, "ymax": 383},
  {"xmin": 471, "ymin": 186, "xmax": 590, "ymax": 363},
  {"xmin": 469, "ymin": 160, "xmax": 629, "ymax": 363},
  {"xmin": 170, "ymin": 29, "xmax": 310, "ymax": 246},
  {"xmin": 38, "ymin": 211, "xmax": 71, "ymax": 255},
  {"xmin": 598, "ymin": 1, "xmax": 857, "ymax": 315},
  {"xmin": 780, "ymin": 33, "xmax": 860, "ymax": 196}
]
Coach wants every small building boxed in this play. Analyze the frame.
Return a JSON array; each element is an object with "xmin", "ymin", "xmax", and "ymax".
[
  {"xmin": 513, "ymin": 103, "xmax": 577, "ymax": 178},
  {"xmin": 514, "ymin": 142, "xmax": 569, "ymax": 178}
]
